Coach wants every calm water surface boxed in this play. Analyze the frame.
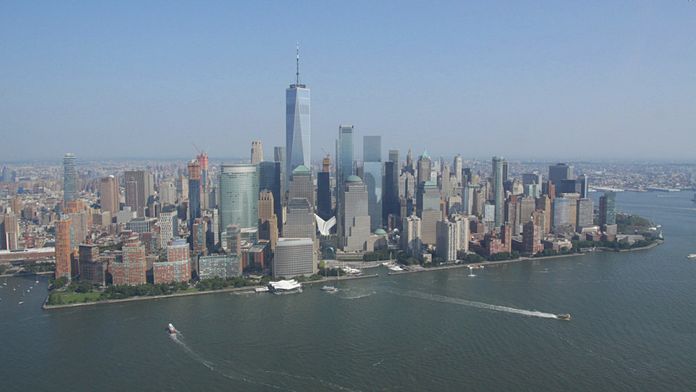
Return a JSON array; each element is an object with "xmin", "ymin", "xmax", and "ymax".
[{"xmin": 1, "ymin": 191, "xmax": 695, "ymax": 391}]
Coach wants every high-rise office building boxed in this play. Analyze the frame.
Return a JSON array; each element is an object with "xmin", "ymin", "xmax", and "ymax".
[
  {"xmin": 341, "ymin": 176, "xmax": 371, "ymax": 251},
  {"xmin": 436, "ymin": 219, "xmax": 457, "ymax": 262},
  {"xmin": 548, "ymin": 163, "xmax": 574, "ymax": 185},
  {"xmin": 273, "ymin": 238, "xmax": 315, "ymax": 278},
  {"xmin": 383, "ymin": 161, "xmax": 400, "ymax": 225},
  {"xmin": 258, "ymin": 160, "xmax": 282, "ymax": 230},
  {"xmin": 522, "ymin": 219, "xmax": 544, "ymax": 255},
  {"xmin": 317, "ymin": 155, "xmax": 332, "ymax": 220},
  {"xmin": 363, "ymin": 136, "xmax": 383, "ymax": 231},
  {"xmin": 187, "ymin": 160, "xmax": 201, "ymax": 228},
  {"xmin": 552, "ymin": 197, "xmax": 573, "ymax": 233},
  {"xmin": 576, "ymin": 198, "xmax": 594, "ymax": 231},
  {"xmin": 54, "ymin": 215, "xmax": 72, "ymax": 280},
  {"xmin": 159, "ymin": 180, "xmax": 177, "ymax": 206},
  {"xmin": 63, "ymin": 153, "xmax": 77, "ymax": 203},
  {"xmin": 336, "ymin": 125, "xmax": 354, "ymax": 193},
  {"xmin": 599, "ymin": 191, "xmax": 617, "ymax": 226},
  {"xmin": 99, "ymin": 175, "xmax": 119, "ymax": 215},
  {"xmin": 197, "ymin": 152, "xmax": 209, "ymax": 210},
  {"xmin": 274, "ymin": 146, "xmax": 286, "ymax": 203},
  {"xmin": 288, "ymin": 165, "xmax": 314, "ymax": 207},
  {"xmin": 219, "ymin": 164, "xmax": 259, "ymax": 237},
  {"xmin": 492, "ymin": 156, "xmax": 506, "ymax": 228},
  {"xmin": 124, "ymin": 170, "xmax": 153, "ymax": 217},
  {"xmin": 1, "ymin": 212, "xmax": 19, "ymax": 251},
  {"xmin": 283, "ymin": 198, "xmax": 316, "ymax": 240},
  {"xmin": 286, "ymin": 46, "xmax": 311, "ymax": 182},
  {"xmin": 416, "ymin": 181, "xmax": 441, "ymax": 245},
  {"xmin": 258, "ymin": 190, "xmax": 278, "ymax": 250},
  {"xmin": 251, "ymin": 140, "xmax": 264, "ymax": 164},
  {"xmin": 416, "ymin": 152, "xmax": 432, "ymax": 185},
  {"xmin": 453, "ymin": 154, "xmax": 463, "ymax": 186}
]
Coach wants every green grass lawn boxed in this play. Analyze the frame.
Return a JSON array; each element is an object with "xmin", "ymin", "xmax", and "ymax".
[{"xmin": 55, "ymin": 291, "xmax": 103, "ymax": 304}]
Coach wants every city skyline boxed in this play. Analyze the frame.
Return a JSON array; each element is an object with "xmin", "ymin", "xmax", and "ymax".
[{"xmin": 2, "ymin": 2, "xmax": 696, "ymax": 162}]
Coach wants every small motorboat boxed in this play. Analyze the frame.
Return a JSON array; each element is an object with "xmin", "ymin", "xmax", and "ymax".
[
  {"xmin": 687, "ymin": 254, "xmax": 696, "ymax": 260},
  {"xmin": 321, "ymin": 285, "xmax": 338, "ymax": 293},
  {"xmin": 167, "ymin": 323, "xmax": 177, "ymax": 335},
  {"xmin": 557, "ymin": 314, "xmax": 571, "ymax": 321}
]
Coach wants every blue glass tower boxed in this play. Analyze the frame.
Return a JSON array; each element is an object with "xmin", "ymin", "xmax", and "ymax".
[{"xmin": 286, "ymin": 45, "xmax": 311, "ymax": 183}]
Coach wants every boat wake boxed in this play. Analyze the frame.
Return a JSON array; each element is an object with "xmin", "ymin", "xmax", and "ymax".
[
  {"xmin": 169, "ymin": 333, "xmax": 288, "ymax": 390},
  {"xmin": 387, "ymin": 289, "xmax": 559, "ymax": 320},
  {"xmin": 338, "ymin": 290, "xmax": 376, "ymax": 300}
]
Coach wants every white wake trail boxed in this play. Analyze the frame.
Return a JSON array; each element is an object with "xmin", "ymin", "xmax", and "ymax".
[{"xmin": 389, "ymin": 289, "xmax": 559, "ymax": 320}]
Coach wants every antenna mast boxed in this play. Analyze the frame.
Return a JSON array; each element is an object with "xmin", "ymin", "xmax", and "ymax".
[{"xmin": 296, "ymin": 42, "xmax": 300, "ymax": 85}]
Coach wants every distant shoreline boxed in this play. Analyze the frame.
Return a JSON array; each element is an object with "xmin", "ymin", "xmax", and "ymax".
[{"xmin": 42, "ymin": 274, "xmax": 379, "ymax": 310}]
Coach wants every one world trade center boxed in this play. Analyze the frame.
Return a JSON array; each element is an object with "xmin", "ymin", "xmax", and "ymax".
[{"xmin": 286, "ymin": 45, "xmax": 311, "ymax": 185}]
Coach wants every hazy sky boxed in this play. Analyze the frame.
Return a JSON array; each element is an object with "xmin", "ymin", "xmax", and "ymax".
[{"xmin": 1, "ymin": 1, "xmax": 695, "ymax": 162}]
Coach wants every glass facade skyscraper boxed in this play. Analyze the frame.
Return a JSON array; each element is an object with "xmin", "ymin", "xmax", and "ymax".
[
  {"xmin": 219, "ymin": 164, "xmax": 259, "ymax": 238},
  {"xmin": 63, "ymin": 153, "xmax": 77, "ymax": 203},
  {"xmin": 286, "ymin": 78, "xmax": 310, "ymax": 183},
  {"xmin": 492, "ymin": 156, "xmax": 506, "ymax": 228},
  {"xmin": 363, "ymin": 135, "xmax": 382, "ymax": 231}
]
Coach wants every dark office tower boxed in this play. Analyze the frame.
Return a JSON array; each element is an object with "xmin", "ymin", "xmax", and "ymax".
[
  {"xmin": 559, "ymin": 179, "xmax": 581, "ymax": 195},
  {"xmin": 543, "ymin": 180, "xmax": 556, "ymax": 200},
  {"xmin": 286, "ymin": 45, "xmax": 311, "ymax": 184},
  {"xmin": 492, "ymin": 156, "xmax": 506, "ymax": 228},
  {"xmin": 578, "ymin": 174, "xmax": 589, "ymax": 198},
  {"xmin": 383, "ymin": 160, "xmax": 400, "ymax": 223},
  {"xmin": 63, "ymin": 153, "xmax": 77, "ymax": 203},
  {"xmin": 548, "ymin": 163, "xmax": 574, "ymax": 186},
  {"xmin": 416, "ymin": 152, "xmax": 432, "ymax": 185},
  {"xmin": 187, "ymin": 160, "xmax": 201, "ymax": 228},
  {"xmin": 405, "ymin": 148, "xmax": 415, "ymax": 174},
  {"xmin": 274, "ymin": 146, "xmax": 286, "ymax": 203},
  {"xmin": 462, "ymin": 168, "xmax": 472, "ymax": 185},
  {"xmin": 124, "ymin": 170, "xmax": 153, "ymax": 217},
  {"xmin": 259, "ymin": 161, "xmax": 282, "ymax": 229},
  {"xmin": 363, "ymin": 136, "xmax": 382, "ymax": 231},
  {"xmin": 197, "ymin": 152, "xmax": 209, "ymax": 210},
  {"xmin": 317, "ymin": 155, "xmax": 332, "ymax": 220},
  {"xmin": 502, "ymin": 160, "xmax": 509, "ymax": 184},
  {"xmin": 388, "ymin": 150, "xmax": 399, "ymax": 169},
  {"xmin": 599, "ymin": 191, "xmax": 617, "ymax": 226}
]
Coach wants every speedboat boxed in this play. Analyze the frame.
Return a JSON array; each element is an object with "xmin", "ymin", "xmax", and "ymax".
[
  {"xmin": 687, "ymin": 254, "xmax": 696, "ymax": 259},
  {"xmin": 321, "ymin": 285, "xmax": 338, "ymax": 292},
  {"xmin": 167, "ymin": 323, "xmax": 177, "ymax": 335},
  {"xmin": 557, "ymin": 314, "xmax": 571, "ymax": 321}
]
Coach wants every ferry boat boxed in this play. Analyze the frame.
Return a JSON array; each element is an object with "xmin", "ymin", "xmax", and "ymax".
[
  {"xmin": 557, "ymin": 314, "xmax": 571, "ymax": 321},
  {"xmin": 167, "ymin": 323, "xmax": 177, "ymax": 335},
  {"xmin": 321, "ymin": 285, "xmax": 338, "ymax": 293},
  {"xmin": 268, "ymin": 279, "xmax": 303, "ymax": 295}
]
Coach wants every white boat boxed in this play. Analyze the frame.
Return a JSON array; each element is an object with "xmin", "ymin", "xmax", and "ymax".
[
  {"xmin": 254, "ymin": 287, "xmax": 270, "ymax": 293},
  {"xmin": 268, "ymin": 279, "xmax": 303, "ymax": 294},
  {"xmin": 388, "ymin": 265, "xmax": 404, "ymax": 272},
  {"xmin": 18, "ymin": 301, "xmax": 24, "ymax": 305},
  {"xmin": 167, "ymin": 323, "xmax": 177, "ymax": 335},
  {"xmin": 321, "ymin": 285, "xmax": 338, "ymax": 292},
  {"xmin": 687, "ymin": 254, "xmax": 696, "ymax": 259},
  {"xmin": 341, "ymin": 266, "xmax": 362, "ymax": 275}
]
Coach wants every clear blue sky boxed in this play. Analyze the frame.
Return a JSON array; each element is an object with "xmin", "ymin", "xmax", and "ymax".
[{"xmin": 1, "ymin": 1, "xmax": 695, "ymax": 162}]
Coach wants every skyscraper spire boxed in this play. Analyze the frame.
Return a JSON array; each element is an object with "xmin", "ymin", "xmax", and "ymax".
[{"xmin": 296, "ymin": 42, "xmax": 300, "ymax": 85}]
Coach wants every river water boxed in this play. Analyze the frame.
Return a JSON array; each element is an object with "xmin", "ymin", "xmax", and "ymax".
[{"xmin": 1, "ymin": 191, "xmax": 695, "ymax": 391}]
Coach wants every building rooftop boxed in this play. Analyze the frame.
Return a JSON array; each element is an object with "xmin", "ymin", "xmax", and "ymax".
[{"xmin": 346, "ymin": 175, "xmax": 362, "ymax": 183}]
